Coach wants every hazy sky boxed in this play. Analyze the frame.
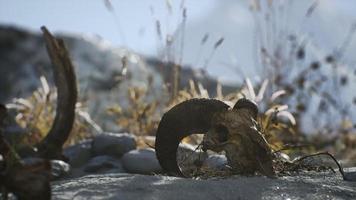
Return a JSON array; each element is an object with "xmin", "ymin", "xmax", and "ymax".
[
  {"xmin": 0, "ymin": 0, "xmax": 216, "ymax": 55},
  {"xmin": 1, "ymin": 0, "xmax": 356, "ymax": 83}
]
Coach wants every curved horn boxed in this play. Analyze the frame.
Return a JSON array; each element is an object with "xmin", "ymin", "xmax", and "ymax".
[
  {"xmin": 155, "ymin": 98, "xmax": 229, "ymax": 177},
  {"xmin": 36, "ymin": 27, "xmax": 77, "ymax": 159},
  {"xmin": 233, "ymin": 98, "xmax": 258, "ymax": 119}
]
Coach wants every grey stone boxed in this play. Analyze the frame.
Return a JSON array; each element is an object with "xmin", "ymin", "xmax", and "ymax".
[
  {"xmin": 63, "ymin": 139, "xmax": 92, "ymax": 168},
  {"xmin": 202, "ymin": 154, "xmax": 228, "ymax": 170},
  {"xmin": 121, "ymin": 148, "xmax": 161, "ymax": 174},
  {"xmin": 92, "ymin": 133, "xmax": 136, "ymax": 158},
  {"xmin": 66, "ymin": 167, "xmax": 88, "ymax": 179},
  {"xmin": 84, "ymin": 155, "xmax": 125, "ymax": 174}
]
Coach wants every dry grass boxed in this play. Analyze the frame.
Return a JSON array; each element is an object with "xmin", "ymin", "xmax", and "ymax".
[
  {"xmin": 6, "ymin": 76, "xmax": 94, "ymax": 147},
  {"xmin": 107, "ymin": 86, "xmax": 162, "ymax": 137},
  {"xmin": 107, "ymin": 77, "xmax": 299, "ymax": 150},
  {"xmin": 249, "ymin": 0, "xmax": 356, "ymax": 136}
]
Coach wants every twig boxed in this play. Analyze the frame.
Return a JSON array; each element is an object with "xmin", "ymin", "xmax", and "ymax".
[
  {"xmin": 291, "ymin": 152, "xmax": 346, "ymax": 180},
  {"xmin": 178, "ymin": 143, "xmax": 202, "ymax": 166},
  {"xmin": 145, "ymin": 142, "xmax": 155, "ymax": 149},
  {"xmin": 202, "ymin": 37, "xmax": 224, "ymax": 71}
]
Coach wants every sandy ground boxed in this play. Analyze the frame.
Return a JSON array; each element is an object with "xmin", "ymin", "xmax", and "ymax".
[{"xmin": 52, "ymin": 168, "xmax": 356, "ymax": 200}]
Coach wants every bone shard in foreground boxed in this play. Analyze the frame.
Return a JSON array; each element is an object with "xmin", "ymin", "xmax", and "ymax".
[{"xmin": 36, "ymin": 26, "xmax": 78, "ymax": 160}]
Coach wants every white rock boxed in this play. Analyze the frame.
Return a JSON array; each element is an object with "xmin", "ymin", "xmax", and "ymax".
[
  {"xmin": 121, "ymin": 148, "xmax": 162, "ymax": 174},
  {"xmin": 51, "ymin": 160, "xmax": 71, "ymax": 178}
]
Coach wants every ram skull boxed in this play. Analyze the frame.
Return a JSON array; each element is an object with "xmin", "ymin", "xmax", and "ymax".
[{"xmin": 155, "ymin": 98, "xmax": 275, "ymax": 177}]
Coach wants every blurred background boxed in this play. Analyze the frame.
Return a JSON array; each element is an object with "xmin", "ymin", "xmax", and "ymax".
[
  {"xmin": 0, "ymin": 0, "xmax": 356, "ymax": 156},
  {"xmin": 2, "ymin": 0, "xmax": 356, "ymax": 82}
]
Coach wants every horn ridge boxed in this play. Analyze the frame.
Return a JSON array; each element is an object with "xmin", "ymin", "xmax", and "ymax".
[
  {"xmin": 233, "ymin": 98, "xmax": 258, "ymax": 119},
  {"xmin": 36, "ymin": 27, "xmax": 78, "ymax": 159}
]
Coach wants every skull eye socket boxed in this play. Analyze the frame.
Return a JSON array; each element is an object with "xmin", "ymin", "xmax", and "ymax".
[{"xmin": 215, "ymin": 124, "xmax": 229, "ymax": 143}]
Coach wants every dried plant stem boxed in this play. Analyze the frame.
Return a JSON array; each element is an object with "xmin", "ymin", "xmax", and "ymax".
[
  {"xmin": 178, "ymin": 143, "xmax": 202, "ymax": 166},
  {"xmin": 203, "ymin": 37, "xmax": 224, "ymax": 71},
  {"xmin": 171, "ymin": 64, "xmax": 181, "ymax": 100},
  {"xmin": 292, "ymin": 152, "xmax": 345, "ymax": 180},
  {"xmin": 178, "ymin": 8, "xmax": 187, "ymax": 65},
  {"xmin": 104, "ymin": 0, "xmax": 127, "ymax": 45}
]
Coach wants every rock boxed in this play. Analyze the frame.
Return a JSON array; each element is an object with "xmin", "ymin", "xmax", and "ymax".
[
  {"xmin": 51, "ymin": 160, "xmax": 71, "ymax": 179},
  {"xmin": 84, "ymin": 155, "xmax": 125, "ymax": 174},
  {"xmin": 344, "ymin": 172, "xmax": 356, "ymax": 181},
  {"xmin": 121, "ymin": 148, "xmax": 161, "ymax": 174},
  {"xmin": 274, "ymin": 152, "xmax": 290, "ymax": 162},
  {"xmin": 202, "ymin": 154, "xmax": 228, "ymax": 170},
  {"xmin": 66, "ymin": 167, "xmax": 88, "ymax": 179},
  {"xmin": 92, "ymin": 133, "xmax": 136, "ymax": 158},
  {"xmin": 63, "ymin": 139, "xmax": 92, "ymax": 168},
  {"xmin": 52, "ymin": 168, "xmax": 356, "ymax": 200}
]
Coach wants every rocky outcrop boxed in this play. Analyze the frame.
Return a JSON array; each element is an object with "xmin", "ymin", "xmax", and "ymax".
[
  {"xmin": 52, "ymin": 168, "xmax": 356, "ymax": 200},
  {"xmin": 0, "ymin": 25, "xmax": 236, "ymax": 132}
]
